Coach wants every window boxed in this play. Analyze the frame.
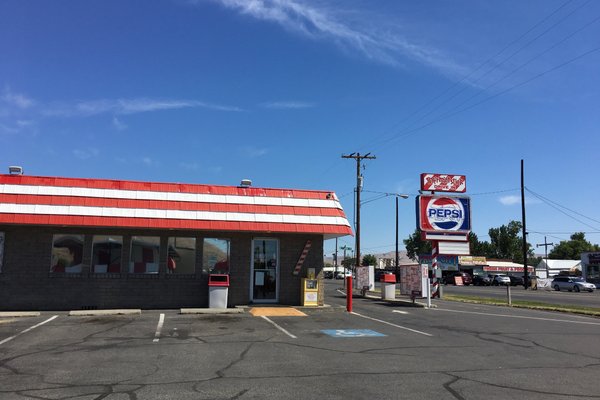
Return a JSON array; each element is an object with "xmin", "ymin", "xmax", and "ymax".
[
  {"xmin": 91, "ymin": 235, "xmax": 123, "ymax": 273},
  {"xmin": 51, "ymin": 234, "xmax": 84, "ymax": 273},
  {"xmin": 130, "ymin": 236, "xmax": 160, "ymax": 274},
  {"xmin": 203, "ymin": 238, "xmax": 230, "ymax": 274},
  {"xmin": 167, "ymin": 237, "xmax": 196, "ymax": 274}
]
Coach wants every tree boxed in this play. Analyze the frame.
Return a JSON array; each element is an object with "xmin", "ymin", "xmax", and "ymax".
[
  {"xmin": 469, "ymin": 232, "xmax": 492, "ymax": 257},
  {"xmin": 549, "ymin": 232, "xmax": 600, "ymax": 260},
  {"xmin": 487, "ymin": 220, "xmax": 534, "ymax": 264},
  {"xmin": 403, "ymin": 229, "xmax": 431, "ymax": 261},
  {"xmin": 341, "ymin": 257, "xmax": 356, "ymax": 269},
  {"xmin": 362, "ymin": 254, "xmax": 377, "ymax": 266}
]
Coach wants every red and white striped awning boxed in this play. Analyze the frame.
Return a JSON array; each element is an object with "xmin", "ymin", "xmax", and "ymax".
[{"xmin": 0, "ymin": 175, "xmax": 352, "ymax": 238}]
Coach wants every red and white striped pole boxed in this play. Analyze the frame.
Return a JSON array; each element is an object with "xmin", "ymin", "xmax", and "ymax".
[{"xmin": 431, "ymin": 242, "xmax": 440, "ymax": 299}]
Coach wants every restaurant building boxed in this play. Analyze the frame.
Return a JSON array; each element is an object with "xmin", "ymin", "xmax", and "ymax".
[{"xmin": 0, "ymin": 173, "xmax": 351, "ymax": 311}]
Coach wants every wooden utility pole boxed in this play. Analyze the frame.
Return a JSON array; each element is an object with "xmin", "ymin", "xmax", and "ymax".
[
  {"xmin": 342, "ymin": 153, "xmax": 376, "ymax": 272},
  {"xmin": 521, "ymin": 159, "xmax": 528, "ymax": 289}
]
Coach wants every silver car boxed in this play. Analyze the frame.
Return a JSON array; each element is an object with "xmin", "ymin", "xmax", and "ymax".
[
  {"xmin": 491, "ymin": 274, "xmax": 511, "ymax": 286},
  {"xmin": 551, "ymin": 276, "xmax": 595, "ymax": 292}
]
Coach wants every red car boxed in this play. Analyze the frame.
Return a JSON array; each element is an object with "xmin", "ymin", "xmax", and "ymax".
[{"xmin": 443, "ymin": 272, "xmax": 472, "ymax": 286}]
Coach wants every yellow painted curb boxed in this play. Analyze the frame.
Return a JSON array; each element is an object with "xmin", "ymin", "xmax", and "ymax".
[{"xmin": 249, "ymin": 307, "xmax": 307, "ymax": 317}]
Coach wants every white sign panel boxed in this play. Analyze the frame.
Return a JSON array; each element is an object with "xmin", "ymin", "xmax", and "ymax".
[{"xmin": 438, "ymin": 241, "xmax": 470, "ymax": 256}]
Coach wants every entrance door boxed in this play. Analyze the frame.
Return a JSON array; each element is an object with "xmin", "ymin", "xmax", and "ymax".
[{"xmin": 251, "ymin": 238, "xmax": 279, "ymax": 303}]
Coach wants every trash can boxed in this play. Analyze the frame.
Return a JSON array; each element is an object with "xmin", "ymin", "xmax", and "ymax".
[
  {"xmin": 208, "ymin": 274, "xmax": 229, "ymax": 308},
  {"xmin": 380, "ymin": 273, "xmax": 396, "ymax": 300}
]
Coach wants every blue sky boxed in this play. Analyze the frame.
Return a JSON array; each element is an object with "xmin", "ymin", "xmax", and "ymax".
[{"xmin": 1, "ymin": 0, "xmax": 599, "ymax": 258}]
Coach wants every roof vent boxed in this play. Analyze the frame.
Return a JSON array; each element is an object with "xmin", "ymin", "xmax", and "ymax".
[
  {"xmin": 8, "ymin": 166, "xmax": 23, "ymax": 175},
  {"xmin": 240, "ymin": 179, "xmax": 252, "ymax": 188}
]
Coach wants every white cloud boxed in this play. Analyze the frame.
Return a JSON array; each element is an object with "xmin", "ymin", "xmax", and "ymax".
[
  {"xmin": 43, "ymin": 98, "xmax": 243, "ymax": 117},
  {"xmin": 112, "ymin": 116, "xmax": 128, "ymax": 131},
  {"xmin": 241, "ymin": 146, "xmax": 268, "ymax": 158},
  {"xmin": 1, "ymin": 88, "xmax": 35, "ymax": 109},
  {"xmin": 203, "ymin": 0, "xmax": 465, "ymax": 75},
  {"xmin": 261, "ymin": 101, "xmax": 315, "ymax": 109},
  {"xmin": 499, "ymin": 195, "xmax": 541, "ymax": 206}
]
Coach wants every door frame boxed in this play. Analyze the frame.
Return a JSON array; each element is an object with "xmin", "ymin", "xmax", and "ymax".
[{"xmin": 250, "ymin": 237, "xmax": 280, "ymax": 303}]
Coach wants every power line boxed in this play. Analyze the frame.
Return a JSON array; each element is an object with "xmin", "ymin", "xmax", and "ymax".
[
  {"xmin": 375, "ymin": 45, "xmax": 600, "ymax": 149},
  {"xmin": 526, "ymin": 188, "xmax": 600, "ymax": 231},
  {"xmin": 355, "ymin": 0, "xmax": 580, "ymax": 152},
  {"xmin": 526, "ymin": 187, "xmax": 600, "ymax": 225}
]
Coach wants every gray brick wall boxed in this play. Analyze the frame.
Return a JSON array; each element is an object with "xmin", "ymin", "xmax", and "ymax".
[{"xmin": 0, "ymin": 225, "xmax": 325, "ymax": 311}]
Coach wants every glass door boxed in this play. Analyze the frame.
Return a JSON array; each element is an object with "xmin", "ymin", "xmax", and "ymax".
[{"xmin": 251, "ymin": 238, "xmax": 279, "ymax": 303}]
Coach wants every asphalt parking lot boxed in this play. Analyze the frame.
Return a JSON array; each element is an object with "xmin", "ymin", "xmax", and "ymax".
[{"xmin": 1, "ymin": 283, "xmax": 600, "ymax": 399}]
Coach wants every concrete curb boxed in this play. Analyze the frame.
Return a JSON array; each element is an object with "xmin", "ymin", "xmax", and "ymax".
[
  {"xmin": 69, "ymin": 309, "xmax": 141, "ymax": 316},
  {"xmin": 180, "ymin": 308, "xmax": 245, "ymax": 314},
  {"xmin": 0, "ymin": 312, "xmax": 41, "ymax": 318}
]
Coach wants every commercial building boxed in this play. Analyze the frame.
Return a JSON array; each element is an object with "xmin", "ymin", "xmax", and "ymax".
[{"xmin": 0, "ymin": 173, "xmax": 351, "ymax": 310}]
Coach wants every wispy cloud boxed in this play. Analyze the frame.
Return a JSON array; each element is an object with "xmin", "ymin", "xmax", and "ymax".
[
  {"xmin": 1, "ymin": 87, "xmax": 35, "ymax": 109},
  {"xmin": 260, "ymin": 101, "xmax": 315, "ymax": 109},
  {"xmin": 112, "ymin": 116, "xmax": 128, "ymax": 131},
  {"xmin": 241, "ymin": 146, "xmax": 268, "ymax": 158},
  {"xmin": 44, "ymin": 98, "xmax": 243, "ymax": 117},
  {"xmin": 499, "ymin": 195, "xmax": 540, "ymax": 206},
  {"xmin": 202, "ymin": 0, "xmax": 465, "ymax": 75}
]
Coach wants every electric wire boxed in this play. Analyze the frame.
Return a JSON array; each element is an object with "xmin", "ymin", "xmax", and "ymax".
[
  {"xmin": 374, "ymin": 45, "xmax": 600, "ymax": 149},
  {"xmin": 355, "ymin": 0, "xmax": 579, "ymax": 152},
  {"xmin": 526, "ymin": 188, "xmax": 600, "ymax": 231},
  {"xmin": 526, "ymin": 187, "xmax": 600, "ymax": 225}
]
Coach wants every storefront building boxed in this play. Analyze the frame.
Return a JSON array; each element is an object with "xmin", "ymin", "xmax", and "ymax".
[
  {"xmin": 0, "ymin": 174, "xmax": 351, "ymax": 311},
  {"xmin": 582, "ymin": 252, "xmax": 600, "ymax": 286}
]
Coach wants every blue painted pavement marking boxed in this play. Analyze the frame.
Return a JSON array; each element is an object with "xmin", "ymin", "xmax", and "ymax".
[{"xmin": 321, "ymin": 329, "xmax": 386, "ymax": 338}]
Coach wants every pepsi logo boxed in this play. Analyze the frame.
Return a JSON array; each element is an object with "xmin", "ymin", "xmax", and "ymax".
[{"xmin": 426, "ymin": 197, "xmax": 465, "ymax": 231}]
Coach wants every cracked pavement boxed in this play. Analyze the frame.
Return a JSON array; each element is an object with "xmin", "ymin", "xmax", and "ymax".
[{"xmin": 1, "ymin": 282, "xmax": 600, "ymax": 399}]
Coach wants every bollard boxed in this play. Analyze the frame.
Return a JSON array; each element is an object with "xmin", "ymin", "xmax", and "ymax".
[
  {"xmin": 346, "ymin": 276, "xmax": 353, "ymax": 312},
  {"xmin": 507, "ymin": 284, "xmax": 512, "ymax": 306}
]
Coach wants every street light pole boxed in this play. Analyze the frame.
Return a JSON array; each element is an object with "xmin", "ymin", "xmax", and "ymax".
[{"xmin": 395, "ymin": 194, "xmax": 409, "ymax": 281}]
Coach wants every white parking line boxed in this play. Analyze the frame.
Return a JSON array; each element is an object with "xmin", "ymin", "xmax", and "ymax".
[
  {"xmin": 434, "ymin": 308, "xmax": 600, "ymax": 326},
  {"xmin": 261, "ymin": 316, "xmax": 297, "ymax": 339},
  {"xmin": 392, "ymin": 310, "xmax": 408, "ymax": 314},
  {"xmin": 0, "ymin": 315, "xmax": 58, "ymax": 346},
  {"xmin": 351, "ymin": 312, "xmax": 433, "ymax": 337},
  {"xmin": 153, "ymin": 313, "xmax": 165, "ymax": 343}
]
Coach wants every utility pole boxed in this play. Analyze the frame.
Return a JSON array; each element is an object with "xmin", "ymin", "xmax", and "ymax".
[
  {"xmin": 536, "ymin": 236, "xmax": 554, "ymax": 278},
  {"xmin": 342, "ymin": 153, "xmax": 376, "ymax": 273},
  {"xmin": 521, "ymin": 159, "xmax": 528, "ymax": 289},
  {"xmin": 334, "ymin": 238, "xmax": 338, "ymax": 277}
]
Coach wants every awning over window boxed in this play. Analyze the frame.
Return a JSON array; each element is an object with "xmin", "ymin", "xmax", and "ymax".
[{"xmin": 0, "ymin": 175, "xmax": 352, "ymax": 238}]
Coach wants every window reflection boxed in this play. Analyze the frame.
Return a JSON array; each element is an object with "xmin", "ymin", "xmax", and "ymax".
[
  {"xmin": 51, "ymin": 234, "xmax": 84, "ymax": 273},
  {"xmin": 167, "ymin": 237, "xmax": 196, "ymax": 274},
  {"xmin": 130, "ymin": 236, "xmax": 160, "ymax": 274},
  {"xmin": 203, "ymin": 238, "xmax": 230, "ymax": 274},
  {"xmin": 92, "ymin": 235, "xmax": 122, "ymax": 273}
]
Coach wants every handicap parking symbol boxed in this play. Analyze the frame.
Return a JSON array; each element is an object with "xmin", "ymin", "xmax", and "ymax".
[{"xmin": 321, "ymin": 329, "xmax": 386, "ymax": 337}]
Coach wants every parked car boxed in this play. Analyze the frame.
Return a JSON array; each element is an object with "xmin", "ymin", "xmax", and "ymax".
[
  {"xmin": 324, "ymin": 271, "xmax": 334, "ymax": 279},
  {"xmin": 472, "ymin": 274, "xmax": 491, "ymax": 286},
  {"xmin": 491, "ymin": 274, "xmax": 511, "ymax": 286},
  {"xmin": 443, "ymin": 272, "xmax": 472, "ymax": 286},
  {"xmin": 508, "ymin": 275, "xmax": 524, "ymax": 286},
  {"xmin": 551, "ymin": 276, "xmax": 595, "ymax": 292}
]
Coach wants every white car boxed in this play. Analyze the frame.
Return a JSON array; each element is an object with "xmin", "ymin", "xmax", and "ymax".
[
  {"xmin": 491, "ymin": 274, "xmax": 511, "ymax": 286},
  {"xmin": 551, "ymin": 276, "xmax": 595, "ymax": 292}
]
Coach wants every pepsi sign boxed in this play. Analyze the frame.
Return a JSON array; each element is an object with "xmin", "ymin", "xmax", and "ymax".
[{"xmin": 417, "ymin": 195, "xmax": 471, "ymax": 233}]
